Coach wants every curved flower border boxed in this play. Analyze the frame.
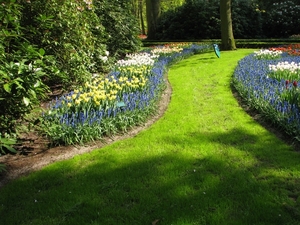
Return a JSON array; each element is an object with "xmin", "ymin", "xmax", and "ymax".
[
  {"xmin": 42, "ymin": 43, "xmax": 212, "ymax": 145},
  {"xmin": 233, "ymin": 47, "xmax": 300, "ymax": 140}
]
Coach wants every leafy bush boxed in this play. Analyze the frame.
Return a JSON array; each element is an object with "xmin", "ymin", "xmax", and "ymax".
[
  {"xmin": 93, "ymin": 0, "xmax": 142, "ymax": 58},
  {"xmin": 0, "ymin": 133, "xmax": 17, "ymax": 156},
  {"xmin": 0, "ymin": 133, "xmax": 17, "ymax": 173},
  {"xmin": 0, "ymin": 0, "xmax": 50, "ymax": 133},
  {"xmin": 20, "ymin": 0, "xmax": 108, "ymax": 87}
]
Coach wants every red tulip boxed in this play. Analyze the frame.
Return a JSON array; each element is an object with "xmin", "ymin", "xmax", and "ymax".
[
  {"xmin": 286, "ymin": 80, "xmax": 290, "ymax": 89},
  {"xmin": 293, "ymin": 81, "xmax": 298, "ymax": 87}
]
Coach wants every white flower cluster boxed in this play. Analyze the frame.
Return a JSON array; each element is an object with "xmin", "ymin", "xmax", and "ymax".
[
  {"xmin": 100, "ymin": 51, "xmax": 109, "ymax": 63},
  {"xmin": 116, "ymin": 52, "xmax": 159, "ymax": 67},
  {"xmin": 151, "ymin": 46, "xmax": 183, "ymax": 55},
  {"xmin": 83, "ymin": 0, "xmax": 93, "ymax": 10},
  {"xmin": 269, "ymin": 61, "xmax": 300, "ymax": 74},
  {"xmin": 77, "ymin": 0, "xmax": 93, "ymax": 11},
  {"xmin": 254, "ymin": 49, "xmax": 282, "ymax": 59}
]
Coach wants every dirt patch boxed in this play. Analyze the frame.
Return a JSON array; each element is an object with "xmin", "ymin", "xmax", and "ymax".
[{"xmin": 0, "ymin": 81, "xmax": 172, "ymax": 188}]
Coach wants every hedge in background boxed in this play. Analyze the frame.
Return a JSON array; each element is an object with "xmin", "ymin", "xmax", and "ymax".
[{"xmin": 154, "ymin": 0, "xmax": 300, "ymax": 40}]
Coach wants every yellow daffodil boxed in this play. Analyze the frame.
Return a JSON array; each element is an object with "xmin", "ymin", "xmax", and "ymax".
[{"xmin": 75, "ymin": 99, "xmax": 81, "ymax": 105}]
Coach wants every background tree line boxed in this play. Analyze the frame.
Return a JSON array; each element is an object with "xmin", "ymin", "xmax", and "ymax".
[{"xmin": 145, "ymin": 0, "xmax": 300, "ymax": 40}]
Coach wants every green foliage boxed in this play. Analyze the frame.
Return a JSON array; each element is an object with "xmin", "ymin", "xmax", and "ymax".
[
  {"xmin": 20, "ymin": 0, "xmax": 108, "ymax": 87},
  {"xmin": 0, "ymin": 46, "xmax": 50, "ymax": 133},
  {"xmin": 0, "ymin": 0, "xmax": 50, "ymax": 133},
  {"xmin": 155, "ymin": 0, "xmax": 300, "ymax": 40},
  {"xmin": 0, "ymin": 163, "xmax": 6, "ymax": 173},
  {"xmin": 0, "ymin": 0, "xmax": 144, "ymax": 136},
  {"xmin": 94, "ymin": 0, "xmax": 142, "ymax": 58},
  {"xmin": 262, "ymin": 1, "xmax": 300, "ymax": 38},
  {"xmin": 0, "ymin": 133, "xmax": 17, "ymax": 156},
  {"xmin": 281, "ymin": 83, "xmax": 300, "ymax": 108},
  {"xmin": 155, "ymin": 0, "xmax": 220, "ymax": 40},
  {"xmin": 232, "ymin": 0, "xmax": 263, "ymax": 39},
  {"xmin": 0, "ymin": 133, "xmax": 17, "ymax": 174}
]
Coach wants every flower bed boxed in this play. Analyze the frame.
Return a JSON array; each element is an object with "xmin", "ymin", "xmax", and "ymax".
[
  {"xmin": 232, "ymin": 45, "xmax": 300, "ymax": 140},
  {"xmin": 42, "ymin": 43, "xmax": 211, "ymax": 145}
]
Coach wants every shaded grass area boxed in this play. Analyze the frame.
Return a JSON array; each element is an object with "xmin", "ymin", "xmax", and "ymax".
[{"xmin": 1, "ymin": 50, "xmax": 300, "ymax": 224}]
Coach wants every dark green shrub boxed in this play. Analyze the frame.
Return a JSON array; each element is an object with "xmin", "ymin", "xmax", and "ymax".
[
  {"xmin": 232, "ymin": 0, "xmax": 263, "ymax": 39},
  {"xmin": 155, "ymin": 0, "xmax": 300, "ymax": 40},
  {"xmin": 20, "ymin": 0, "xmax": 108, "ymax": 87},
  {"xmin": 0, "ymin": 133, "xmax": 17, "ymax": 173},
  {"xmin": 262, "ymin": 1, "xmax": 300, "ymax": 38},
  {"xmin": 0, "ymin": 0, "xmax": 50, "ymax": 133},
  {"xmin": 155, "ymin": 0, "xmax": 220, "ymax": 40},
  {"xmin": 94, "ymin": 0, "xmax": 142, "ymax": 58},
  {"xmin": 0, "ymin": 133, "xmax": 17, "ymax": 156}
]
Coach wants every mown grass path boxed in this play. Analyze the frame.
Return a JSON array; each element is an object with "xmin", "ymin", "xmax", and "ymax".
[{"xmin": 1, "ymin": 50, "xmax": 300, "ymax": 225}]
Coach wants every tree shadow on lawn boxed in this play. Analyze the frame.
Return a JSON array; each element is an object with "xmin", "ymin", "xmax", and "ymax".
[
  {"xmin": 1, "ymin": 128, "xmax": 300, "ymax": 225},
  {"xmin": 162, "ymin": 126, "xmax": 300, "ymax": 222}
]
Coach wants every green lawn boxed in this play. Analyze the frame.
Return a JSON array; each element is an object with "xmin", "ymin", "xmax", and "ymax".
[{"xmin": 1, "ymin": 49, "xmax": 300, "ymax": 225}]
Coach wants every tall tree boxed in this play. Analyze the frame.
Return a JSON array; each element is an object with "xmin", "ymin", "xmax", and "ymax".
[
  {"xmin": 220, "ymin": 0, "xmax": 236, "ymax": 50},
  {"xmin": 146, "ymin": 0, "xmax": 161, "ymax": 39},
  {"xmin": 139, "ymin": 0, "xmax": 146, "ymax": 35}
]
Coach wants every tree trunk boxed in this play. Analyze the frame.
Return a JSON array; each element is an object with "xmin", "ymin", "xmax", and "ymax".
[
  {"xmin": 220, "ymin": 0, "xmax": 236, "ymax": 50},
  {"xmin": 146, "ymin": 0, "xmax": 161, "ymax": 39},
  {"xmin": 139, "ymin": 0, "xmax": 146, "ymax": 35}
]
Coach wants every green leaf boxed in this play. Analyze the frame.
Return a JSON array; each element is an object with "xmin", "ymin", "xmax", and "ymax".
[
  {"xmin": 1, "ymin": 138, "xmax": 17, "ymax": 145},
  {"xmin": 23, "ymin": 97, "xmax": 30, "ymax": 106},
  {"xmin": 29, "ymin": 89, "xmax": 37, "ymax": 98},
  {"xmin": 0, "ymin": 164, "xmax": 6, "ymax": 173},
  {"xmin": 3, "ymin": 83, "xmax": 11, "ymax": 93},
  {"xmin": 39, "ymin": 48, "xmax": 45, "ymax": 56},
  {"xmin": 34, "ymin": 80, "xmax": 41, "ymax": 88},
  {"xmin": 2, "ymin": 144, "xmax": 17, "ymax": 153},
  {"xmin": 0, "ymin": 70, "xmax": 10, "ymax": 79}
]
